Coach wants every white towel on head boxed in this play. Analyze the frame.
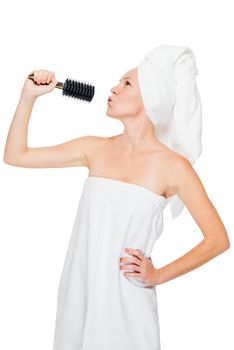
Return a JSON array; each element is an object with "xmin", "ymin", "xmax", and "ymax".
[{"xmin": 137, "ymin": 44, "xmax": 202, "ymax": 219}]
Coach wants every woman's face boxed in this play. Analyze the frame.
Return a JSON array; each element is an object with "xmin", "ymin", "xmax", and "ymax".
[{"xmin": 106, "ymin": 67, "xmax": 146, "ymax": 120}]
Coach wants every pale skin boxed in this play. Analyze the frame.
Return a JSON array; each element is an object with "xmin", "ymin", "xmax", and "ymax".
[{"xmin": 3, "ymin": 68, "xmax": 230, "ymax": 287}]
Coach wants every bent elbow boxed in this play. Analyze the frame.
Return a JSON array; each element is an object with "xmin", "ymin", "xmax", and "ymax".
[
  {"xmin": 221, "ymin": 235, "xmax": 231, "ymax": 251},
  {"xmin": 223, "ymin": 240, "xmax": 230, "ymax": 251},
  {"xmin": 3, "ymin": 156, "xmax": 18, "ymax": 166},
  {"xmin": 3, "ymin": 156, "xmax": 25, "ymax": 168},
  {"xmin": 214, "ymin": 239, "xmax": 230, "ymax": 255}
]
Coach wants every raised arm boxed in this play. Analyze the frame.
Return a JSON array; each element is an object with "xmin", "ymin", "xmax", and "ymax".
[{"xmin": 3, "ymin": 70, "xmax": 103, "ymax": 168}]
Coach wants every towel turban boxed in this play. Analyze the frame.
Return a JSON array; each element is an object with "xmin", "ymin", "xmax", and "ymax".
[{"xmin": 137, "ymin": 44, "xmax": 202, "ymax": 219}]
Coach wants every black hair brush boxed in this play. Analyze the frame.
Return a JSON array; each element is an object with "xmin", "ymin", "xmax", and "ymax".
[{"xmin": 28, "ymin": 73, "xmax": 95, "ymax": 102}]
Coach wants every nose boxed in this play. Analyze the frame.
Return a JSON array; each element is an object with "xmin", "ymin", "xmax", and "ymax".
[{"xmin": 111, "ymin": 84, "xmax": 119, "ymax": 95}]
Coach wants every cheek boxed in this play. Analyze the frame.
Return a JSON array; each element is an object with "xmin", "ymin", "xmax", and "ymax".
[
  {"xmin": 128, "ymin": 97, "xmax": 143, "ymax": 114},
  {"xmin": 123, "ymin": 96, "xmax": 141, "ymax": 111},
  {"xmin": 119, "ymin": 102, "xmax": 138, "ymax": 115}
]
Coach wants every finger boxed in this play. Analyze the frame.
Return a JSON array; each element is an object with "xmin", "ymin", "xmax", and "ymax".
[
  {"xmin": 120, "ymin": 256, "xmax": 140, "ymax": 265},
  {"xmin": 33, "ymin": 70, "xmax": 39, "ymax": 82},
  {"xmin": 35, "ymin": 70, "xmax": 43, "ymax": 84},
  {"xmin": 46, "ymin": 72, "xmax": 51, "ymax": 84},
  {"xmin": 38, "ymin": 70, "xmax": 45, "ymax": 84},
  {"xmin": 124, "ymin": 271, "xmax": 141, "ymax": 277},
  {"xmin": 126, "ymin": 248, "xmax": 144, "ymax": 260},
  {"xmin": 41, "ymin": 70, "xmax": 50, "ymax": 84},
  {"xmin": 46, "ymin": 71, "xmax": 53, "ymax": 84},
  {"xmin": 51, "ymin": 72, "xmax": 57, "ymax": 85},
  {"xmin": 121, "ymin": 264, "xmax": 141, "ymax": 272}
]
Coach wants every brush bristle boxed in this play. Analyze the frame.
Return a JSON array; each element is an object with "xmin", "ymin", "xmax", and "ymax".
[{"xmin": 62, "ymin": 78, "xmax": 95, "ymax": 102}]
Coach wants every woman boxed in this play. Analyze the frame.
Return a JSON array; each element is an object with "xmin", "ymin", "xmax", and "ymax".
[{"xmin": 3, "ymin": 45, "xmax": 230, "ymax": 350}]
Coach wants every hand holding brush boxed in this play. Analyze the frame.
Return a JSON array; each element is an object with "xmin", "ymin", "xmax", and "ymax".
[{"xmin": 21, "ymin": 69, "xmax": 95, "ymax": 102}]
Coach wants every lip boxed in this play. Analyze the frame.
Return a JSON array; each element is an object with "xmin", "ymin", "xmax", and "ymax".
[{"xmin": 107, "ymin": 96, "xmax": 113, "ymax": 102}]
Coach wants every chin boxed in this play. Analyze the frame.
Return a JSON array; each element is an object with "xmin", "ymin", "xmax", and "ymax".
[{"xmin": 106, "ymin": 110, "xmax": 121, "ymax": 121}]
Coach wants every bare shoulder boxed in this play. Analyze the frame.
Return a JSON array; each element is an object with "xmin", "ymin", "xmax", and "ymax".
[
  {"xmin": 84, "ymin": 134, "xmax": 115, "ymax": 150},
  {"xmin": 84, "ymin": 134, "xmax": 115, "ymax": 166},
  {"xmin": 169, "ymin": 153, "xmax": 200, "ymax": 188},
  {"xmin": 166, "ymin": 151, "xmax": 199, "ymax": 193},
  {"xmin": 86, "ymin": 134, "xmax": 117, "ymax": 143},
  {"xmin": 167, "ymin": 152, "xmax": 213, "ymax": 216}
]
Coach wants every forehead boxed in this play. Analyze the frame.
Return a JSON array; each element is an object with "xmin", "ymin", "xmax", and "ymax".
[{"xmin": 120, "ymin": 67, "xmax": 137, "ymax": 81}]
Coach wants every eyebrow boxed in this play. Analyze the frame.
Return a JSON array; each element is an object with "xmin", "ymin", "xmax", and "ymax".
[{"xmin": 119, "ymin": 76, "xmax": 132, "ymax": 82}]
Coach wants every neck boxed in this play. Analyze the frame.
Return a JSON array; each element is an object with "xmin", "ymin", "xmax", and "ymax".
[{"xmin": 119, "ymin": 127, "xmax": 159, "ymax": 154}]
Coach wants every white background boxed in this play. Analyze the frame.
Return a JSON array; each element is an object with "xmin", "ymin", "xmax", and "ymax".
[{"xmin": 0, "ymin": 1, "xmax": 233, "ymax": 349}]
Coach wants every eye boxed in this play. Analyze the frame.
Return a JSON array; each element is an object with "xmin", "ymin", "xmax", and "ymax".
[{"xmin": 125, "ymin": 81, "xmax": 131, "ymax": 86}]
